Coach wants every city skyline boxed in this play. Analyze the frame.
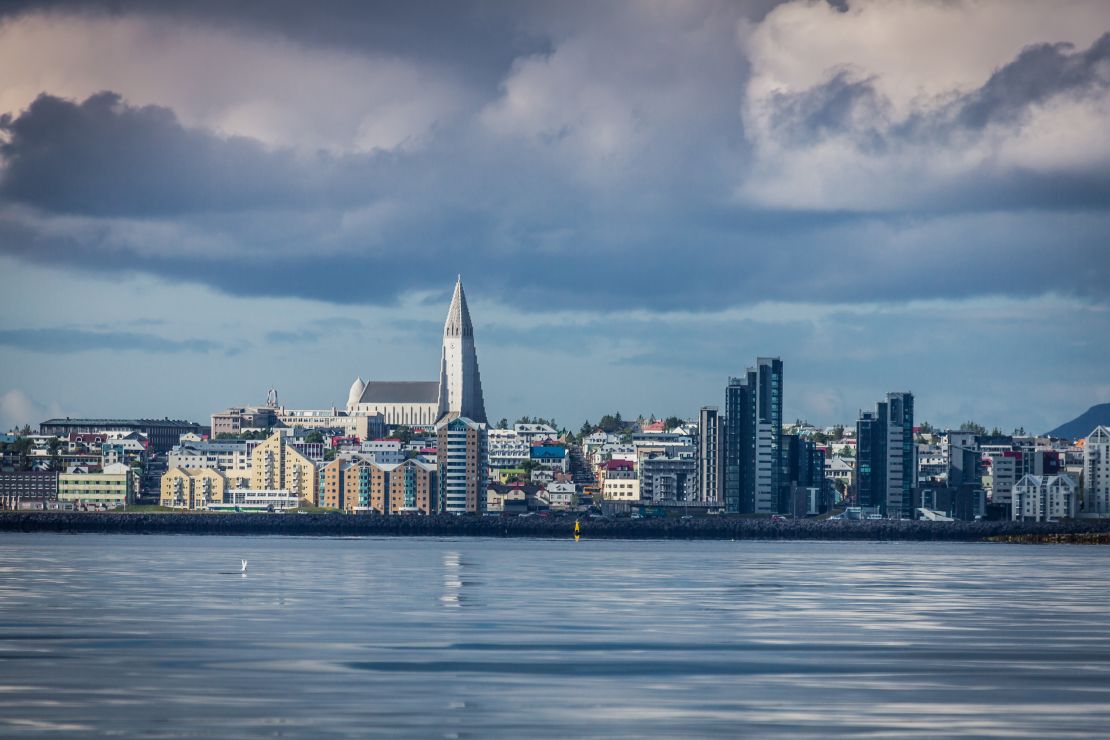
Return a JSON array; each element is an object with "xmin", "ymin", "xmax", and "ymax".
[{"xmin": 1, "ymin": 1, "xmax": 1109, "ymax": 434}]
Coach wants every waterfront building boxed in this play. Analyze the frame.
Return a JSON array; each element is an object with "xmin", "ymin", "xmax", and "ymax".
[
  {"xmin": 160, "ymin": 467, "xmax": 227, "ymax": 510},
  {"xmin": 600, "ymin": 459, "xmax": 640, "ymax": 501},
  {"xmin": 639, "ymin": 452, "xmax": 697, "ymax": 503},
  {"xmin": 723, "ymin": 375, "xmax": 754, "ymax": 514},
  {"xmin": 1084, "ymin": 426, "xmax": 1110, "ymax": 516},
  {"xmin": 381, "ymin": 458, "xmax": 438, "ymax": 514},
  {"xmin": 250, "ymin": 432, "xmax": 318, "ymax": 505},
  {"xmin": 856, "ymin": 410, "xmax": 884, "ymax": 510},
  {"xmin": 530, "ymin": 444, "xmax": 569, "ymax": 473},
  {"xmin": 856, "ymin": 392, "xmax": 915, "ymax": 518},
  {"xmin": 167, "ymin": 440, "xmax": 252, "ymax": 474},
  {"xmin": 989, "ymin": 448, "xmax": 1053, "ymax": 504},
  {"xmin": 0, "ymin": 470, "xmax": 58, "ymax": 510},
  {"xmin": 885, "ymin": 392, "xmax": 915, "ymax": 520},
  {"xmin": 514, "ymin": 423, "xmax": 559, "ymax": 444},
  {"xmin": 58, "ymin": 462, "xmax": 136, "ymax": 508},
  {"xmin": 210, "ymin": 489, "xmax": 300, "ymax": 512},
  {"xmin": 722, "ymin": 358, "xmax": 783, "ymax": 514},
  {"xmin": 40, "ymin": 418, "xmax": 206, "ymax": 453},
  {"xmin": 545, "ymin": 481, "xmax": 578, "ymax": 509},
  {"xmin": 826, "ymin": 456, "xmax": 854, "ymax": 490},
  {"xmin": 783, "ymin": 434, "xmax": 828, "ymax": 515},
  {"xmin": 947, "ymin": 433, "xmax": 985, "ymax": 489},
  {"xmin": 487, "ymin": 429, "xmax": 530, "ymax": 471},
  {"xmin": 318, "ymin": 458, "xmax": 348, "ymax": 509},
  {"xmin": 1012, "ymin": 474, "xmax": 1077, "ymax": 522},
  {"xmin": 274, "ymin": 408, "xmax": 384, "ymax": 440},
  {"xmin": 917, "ymin": 485, "xmax": 986, "ymax": 521},
  {"xmin": 359, "ymin": 438, "xmax": 405, "ymax": 465},
  {"xmin": 698, "ymin": 406, "xmax": 722, "ymax": 505},
  {"xmin": 436, "ymin": 415, "xmax": 488, "ymax": 514},
  {"xmin": 211, "ymin": 405, "xmax": 279, "ymax": 437}
]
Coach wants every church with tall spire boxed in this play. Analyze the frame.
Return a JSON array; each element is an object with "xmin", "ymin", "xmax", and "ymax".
[
  {"xmin": 345, "ymin": 277, "xmax": 487, "ymax": 428},
  {"xmin": 436, "ymin": 276, "xmax": 487, "ymax": 425}
]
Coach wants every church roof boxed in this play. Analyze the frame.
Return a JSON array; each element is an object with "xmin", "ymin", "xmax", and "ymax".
[
  {"xmin": 358, "ymin": 381, "xmax": 439, "ymax": 404},
  {"xmin": 444, "ymin": 277, "xmax": 474, "ymax": 339}
]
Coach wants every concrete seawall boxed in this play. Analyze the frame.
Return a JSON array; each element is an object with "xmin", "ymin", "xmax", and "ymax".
[{"xmin": 3, "ymin": 512, "xmax": 1110, "ymax": 542}]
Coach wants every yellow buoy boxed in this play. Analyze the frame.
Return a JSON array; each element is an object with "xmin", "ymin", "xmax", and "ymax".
[{"xmin": 574, "ymin": 518, "xmax": 581, "ymax": 542}]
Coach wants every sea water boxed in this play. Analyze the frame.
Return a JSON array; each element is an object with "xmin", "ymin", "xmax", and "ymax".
[{"xmin": 1, "ymin": 534, "xmax": 1109, "ymax": 737}]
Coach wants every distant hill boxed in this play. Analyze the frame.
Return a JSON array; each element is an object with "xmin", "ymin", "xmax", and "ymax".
[{"xmin": 1047, "ymin": 403, "xmax": 1110, "ymax": 440}]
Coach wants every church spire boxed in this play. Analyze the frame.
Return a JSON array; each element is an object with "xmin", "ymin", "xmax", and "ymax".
[
  {"xmin": 437, "ymin": 276, "xmax": 486, "ymax": 424},
  {"xmin": 444, "ymin": 275, "xmax": 474, "ymax": 339}
]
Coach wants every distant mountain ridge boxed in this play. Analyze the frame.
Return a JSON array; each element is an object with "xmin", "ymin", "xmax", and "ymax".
[{"xmin": 1047, "ymin": 403, "xmax": 1110, "ymax": 440}]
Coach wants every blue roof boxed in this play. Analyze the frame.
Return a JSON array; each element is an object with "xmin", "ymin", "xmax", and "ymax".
[{"xmin": 530, "ymin": 445, "xmax": 567, "ymax": 459}]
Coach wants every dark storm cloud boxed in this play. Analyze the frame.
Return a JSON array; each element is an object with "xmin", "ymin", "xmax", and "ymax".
[
  {"xmin": 768, "ymin": 71, "xmax": 890, "ymax": 150},
  {"xmin": 0, "ymin": 327, "xmax": 222, "ymax": 353},
  {"xmin": 0, "ymin": 5, "xmax": 1107, "ymax": 313},
  {"xmin": 956, "ymin": 33, "xmax": 1110, "ymax": 129},
  {"xmin": 0, "ymin": 92, "xmax": 389, "ymax": 216}
]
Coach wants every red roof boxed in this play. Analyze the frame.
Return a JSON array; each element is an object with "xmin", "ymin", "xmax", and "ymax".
[{"xmin": 605, "ymin": 459, "xmax": 634, "ymax": 470}]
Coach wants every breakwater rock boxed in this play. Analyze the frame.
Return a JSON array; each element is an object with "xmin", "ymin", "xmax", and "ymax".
[{"xmin": 4, "ymin": 512, "xmax": 1110, "ymax": 542}]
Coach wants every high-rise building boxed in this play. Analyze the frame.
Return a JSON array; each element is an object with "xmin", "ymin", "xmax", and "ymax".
[
  {"xmin": 856, "ymin": 392, "xmax": 915, "ymax": 518},
  {"xmin": 697, "ymin": 406, "xmax": 722, "ymax": 504},
  {"xmin": 752, "ymin": 358, "xmax": 784, "ymax": 514},
  {"xmin": 721, "ymin": 358, "xmax": 783, "ymax": 514},
  {"xmin": 1085, "ymin": 426, "xmax": 1110, "ymax": 516},
  {"xmin": 856, "ymin": 409, "xmax": 885, "ymax": 510},
  {"xmin": 437, "ymin": 277, "xmax": 487, "ymax": 425},
  {"xmin": 886, "ymin": 392, "xmax": 915, "ymax": 520},
  {"xmin": 436, "ymin": 415, "xmax": 488, "ymax": 514},
  {"xmin": 723, "ymin": 376, "xmax": 754, "ymax": 514}
]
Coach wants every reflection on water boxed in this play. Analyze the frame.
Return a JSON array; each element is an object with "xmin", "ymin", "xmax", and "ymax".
[
  {"xmin": 1, "ymin": 535, "xmax": 1109, "ymax": 737},
  {"xmin": 442, "ymin": 550, "xmax": 461, "ymax": 608}
]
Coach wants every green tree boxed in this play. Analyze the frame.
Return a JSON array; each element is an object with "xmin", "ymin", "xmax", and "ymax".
[
  {"xmin": 960, "ymin": 421, "xmax": 987, "ymax": 435},
  {"xmin": 598, "ymin": 413, "xmax": 624, "ymax": 434},
  {"xmin": 497, "ymin": 418, "xmax": 509, "ymax": 429},
  {"xmin": 579, "ymin": 420, "xmax": 594, "ymax": 436},
  {"xmin": 663, "ymin": 416, "xmax": 683, "ymax": 430},
  {"xmin": 839, "ymin": 445, "xmax": 855, "ymax": 458},
  {"xmin": 304, "ymin": 430, "xmax": 325, "ymax": 444},
  {"xmin": 831, "ymin": 424, "xmax": 845, "ymax": 440}
]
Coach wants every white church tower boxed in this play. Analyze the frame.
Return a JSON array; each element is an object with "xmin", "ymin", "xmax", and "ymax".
[{"xmin": 437, "ymin": 276, "xmax": 487, "ymax": 424}]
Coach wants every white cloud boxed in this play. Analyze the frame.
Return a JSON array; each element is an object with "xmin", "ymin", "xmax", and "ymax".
[
  {"xmin": 0, "ymin": 389, "xmax": 63, "ymax": 431},
  {"xmin": 480, "ymin": 2, "xmax": 749, "ymax": 185},
  {"xmin": 0, "ymin": 12, "xmax": 466, "ymax": 153},
  {"xmin": 739, "ymin": 0, "xmax": 1110, "ymax": 210}
]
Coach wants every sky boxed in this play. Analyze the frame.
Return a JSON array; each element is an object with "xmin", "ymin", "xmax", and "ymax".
[{"xmin": 0, "ymin": 0, "xmax": 1108, "ymax": 434}]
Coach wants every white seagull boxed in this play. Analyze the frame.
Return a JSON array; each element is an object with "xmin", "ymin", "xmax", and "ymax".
[{"xmin": 240, "ymin": 559, "xmax": 248, "ymax": 573}]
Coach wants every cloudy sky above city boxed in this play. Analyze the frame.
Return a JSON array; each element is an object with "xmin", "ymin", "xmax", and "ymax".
[{"xmin": 1, "ymin": 0, "xmax": 1108, "ymax": 433}]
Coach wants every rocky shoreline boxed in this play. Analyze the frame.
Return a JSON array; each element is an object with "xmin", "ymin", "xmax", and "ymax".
[{"xmin": 4, "ymin": 512, "xmax": 1110, "ymax": 542}]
